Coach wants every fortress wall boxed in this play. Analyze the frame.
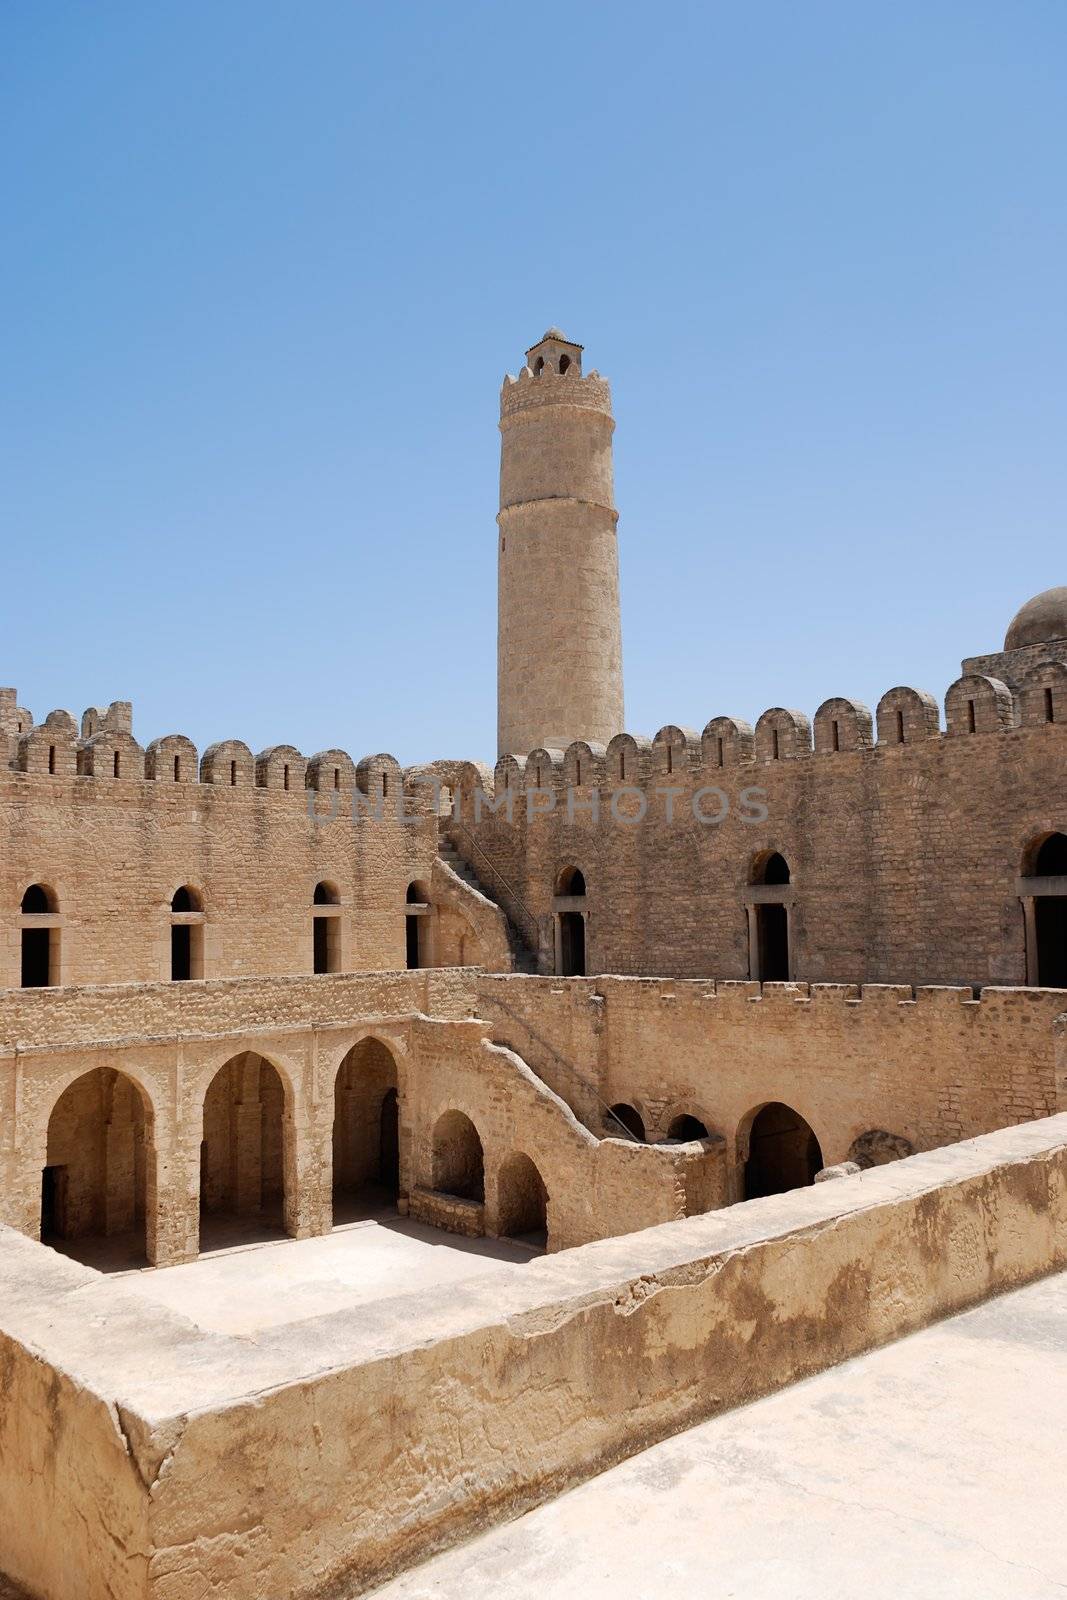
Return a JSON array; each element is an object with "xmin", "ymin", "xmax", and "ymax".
[
  {"xmin": 0, "ymin": 769, "xmax": 442, "ymax": 987},
  {"xmin": 477, "ymin": 974, "xmax": 1067, "ymax": 1181},
  {"xmin": 458, "ymin": 716, "xmax": 1067, "ymax": 985},
  {"xmin": 2, "ymin": 1115, "xmax": 1064, "ymax": 1600}
]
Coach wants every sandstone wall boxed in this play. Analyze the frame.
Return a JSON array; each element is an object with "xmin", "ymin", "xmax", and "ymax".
[
  {"xmin": 1, "ymin": 1115, "xmax": 1064, "ymax": 1599},
  {"xmin": 477, "ymin": 974, "xmax": 1067, "ymax": 1194},
  {"xmin": 453, "ymin": 700, "xmax": 1067, "ymax": 985}
]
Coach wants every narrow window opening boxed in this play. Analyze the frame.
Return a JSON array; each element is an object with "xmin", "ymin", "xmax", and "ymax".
[
  {"xmin": 1045, "ymin": 687, "xmax": 1055, "ymax": 724},
  {"xmin": 333, "ymin": 767, "xmax": 340, "ymax": 790},
  {"xmin": 536, "ymin": 765, "xmax": 542, "ymax": 787},
  {"xmin": 895, "ymin": 708, "xmax": 905, "ymax": 743},
  {"xmin": 666, "ymin": 746, "xmax": 673, "ymax": 774},
  {"xmin": 48, "ymin": 745, "xmax": 55, "ymax": 775},
  {"xmin": 831, "ymin": 719, "xmax": 840, "ymax": 752},
  {"xmin": 113, "ymin": 751, "xmax": 121, "ymax": 778},
  {"xmin": 576, "ymin": 759, "xmax": 582, "ymax": 786},
  {"xmin": 558, "ymin": 353, "xmax": 571, "ymax": 373},
  {"xmin": 716, "ymin": 736, "xmax": 724, "ymax": 768},
  {"xmin": 967, "ymin": 699, "xmax": 976, "ymax": 734},
  {"xmin": 619, "ymin": 753, "xmax": 626, "ymax": 780},
  {"xmin": 230, "ymin": 760, "xmax": 237, "ymax": 786},
  {"xmin": 383, "ymin": 772, "xmax": 389, "ymax": 798},
  {"xmin": 283, "ymin": 763, "xmax": 290, "ymax": 791},
  {"xmin": 771, "ymin": 728, "xmax": 780, "ymax": 760},
  {"xmin": 534, "ymin": 356, "xmax": 545, "ymax": 375},
  {"xmin": 173, "ymin": 754, "xmax": 181, "ymax": 781}
]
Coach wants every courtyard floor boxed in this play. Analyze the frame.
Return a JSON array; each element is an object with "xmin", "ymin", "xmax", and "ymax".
[
  {"xmin": 105, "ymin": 1204, "xmax": 541, "ymax": 1336},
  {"xmin": 366, "ymin": 1268, "xmax": 1067, "ymax": 1600}
]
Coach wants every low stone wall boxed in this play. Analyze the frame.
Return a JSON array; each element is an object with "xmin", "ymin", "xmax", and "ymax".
[
  {"xmin": 408, "ymin": 1187, "xmax": 485, "ymax": 1236},
  {"xmin": 1, "ymin": 1115, "xmax": 1065, "ymax": 1600}
]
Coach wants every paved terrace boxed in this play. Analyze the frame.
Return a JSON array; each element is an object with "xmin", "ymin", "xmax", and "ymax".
[{"xmin": 368, "ymin": 1268, "xmax": 1067, "ymax": 1600}]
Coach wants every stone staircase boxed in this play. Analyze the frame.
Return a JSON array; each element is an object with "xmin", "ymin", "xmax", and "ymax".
[{"xmin": 437, "ymin": 833, "xmax": 539, "ymax": 974}]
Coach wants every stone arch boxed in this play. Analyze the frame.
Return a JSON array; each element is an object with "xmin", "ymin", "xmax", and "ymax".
[
  {"xmin": 41, "ymin": 1066, "xmax": 155, "ymax": 1267},
  {"xmin": 495, "ymin": 1151, "xmax": 548, "ymax": 1249},
  {"xmin": 332, "ymin": 1036, "xmax": 401, "ymax": 1220},
  {"xmin": 199, "ymin": 1051, "xmax": 292, "ymax": 1249},
  {"xmin": 847, "ymin": 1129, "xmax": 915, "ymax": 1168},
  {"xmin": 738, "ymin": 1101, "xmax": 824, "ymax": 1198},
  {"xmin": 665, "ymin": 1112, "xmax": 710, "ymax": 1141},
  {"xmin": 431, "ymin": 1110, "xmax": 484, "ymax": 1201},
  {"xmin": 606, "ymin": 1102, "xmax": 646, "ymax": 1141}
]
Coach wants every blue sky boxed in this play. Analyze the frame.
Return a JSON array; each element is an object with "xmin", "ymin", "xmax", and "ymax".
[{"xmin": 3, "ymin": 2, "xmax": 1065, "ymax": 764}]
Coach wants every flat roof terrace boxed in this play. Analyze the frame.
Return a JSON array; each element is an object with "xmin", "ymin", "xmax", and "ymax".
[{"xmin": 367, "ymin": 1266, "xmax": 1067, "ymax": 1600}]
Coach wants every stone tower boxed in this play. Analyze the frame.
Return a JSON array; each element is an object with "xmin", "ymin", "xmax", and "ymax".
[{"xmin": 497, "ymin": 330, "xmax": 624, "ymax": 756}]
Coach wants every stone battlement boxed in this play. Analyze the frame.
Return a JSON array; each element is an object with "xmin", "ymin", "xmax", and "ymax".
[
  {"xmin": 483, "ymin": 663, "xmax": 1067, "ymax": 781},
  {"xmin": 499, "ymin": 365, "xmax": 613, "ymax": 419},
  {"xmin": 0, "ymin": 688, "xmax": 419, "ymax": 798}
]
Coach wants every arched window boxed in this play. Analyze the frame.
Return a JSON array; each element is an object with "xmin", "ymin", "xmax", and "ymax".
[
  {"xmin": 558, "ymin": 353, "xmax": 571, "ymax": 374},
  {"xmin": 1034, "ymin": 833, "xmax": 1067, "ymax": 876},
  {"xmin": 754, "ymin": 851, "xmax": 790, "ymax": 886},
  {"xmin": 406, "ymin": 881, "xmax": 430, "ymax": 969},
  {"xmin": 555, "ymin": 865, "xmax": 586, "ymax": 896},
  {"xmin": 20, "ymin": 884, "xmax": 58, "ymax": 987},
  {"xmin": 313, "ymin": 882, "xmax": 341, "ymax": 972},
  {"xmin": 1024, "ymin": 833, "xmax": 1067, "ymax": 986},
  {"xmin": 750, "ymin": 852, "xmax": 791, "ymax": 981},
  {"xmin": 534, "ymin": 355, "xmax": 545, "ymax": 375},
  {"xmin": 170, "ymin": 886, "xmax": 204, "ymax": 980}
]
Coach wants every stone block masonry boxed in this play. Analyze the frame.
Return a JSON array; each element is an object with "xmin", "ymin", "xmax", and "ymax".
[{"xmin": 1, "ymin": 1115, "xmax": 1064, "ymax": 1599}]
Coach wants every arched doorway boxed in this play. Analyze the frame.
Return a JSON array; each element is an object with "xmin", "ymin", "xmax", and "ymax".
[
  {"xmin": 742, "ymin": 1102, "xmax": 823, "ymax": 1198},
  {"xmin": 431, "ymin": 1110, "xmax": 484, "ymax": 1201},
  {"xmin": 200, "ymin": 1053, "xmax": 288, "ymax": 1249},
  {"xmin": 496, "ymin": 1152, "xmax": 548, "ymax": 1250},
  {"xmin": 555, "ymin": 866, "xmax": 587, "ymax": 977},
  {"xmin": 332, "ymin": 1038, "xmax": 400, "ymax": 1221},
  {"xmin": 42, "ymin": 1067, "xmax": 151, "ymax": 1268},
  {"xmin": 666, "ymin": 1113, "xmax": 709, "ymax": 1141},
  {"xmin": 607, "ymin": 1102, "xmax": 646, "ymax": 1141},
  {"xmin": 750, "ymin": 853, "xmax": 791, "ymax": 981},
  {"xmin": 1024, "ymin": 833, "xmax": 1067, "ymax": 987}
]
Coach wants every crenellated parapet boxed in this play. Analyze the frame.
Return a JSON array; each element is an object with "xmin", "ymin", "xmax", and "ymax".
[
  {"xmin": 499, "ymin": 364, "xmax": 613, "ymax": 422},
  {"xmin": 464, "ymin": 658, "xmax": 1067, "ymax": 801}
]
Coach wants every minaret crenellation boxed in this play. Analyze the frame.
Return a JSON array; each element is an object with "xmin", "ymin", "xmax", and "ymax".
[{"xmin": 497, "ymin": 330, "xmax": 625, "ymax": 756}]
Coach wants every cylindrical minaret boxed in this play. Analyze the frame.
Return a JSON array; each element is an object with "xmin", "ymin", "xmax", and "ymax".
[{"xmin": 497, "ymin": 330, "xmax": 624, "ymax": 756}]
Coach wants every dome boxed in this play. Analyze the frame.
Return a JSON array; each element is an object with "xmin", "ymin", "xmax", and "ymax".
[
  {"xmin": 543, "ymin": 327, "xmax": 567, "ymax": 341},
  {"xmin": 1005, "ymin": 587, "xmax": 1067, "ymax": 651}
]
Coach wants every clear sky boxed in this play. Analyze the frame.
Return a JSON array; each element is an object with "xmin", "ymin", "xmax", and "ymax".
[{"xmin": 3, "ymin": 2, "xmax": 1065, "ymax": 765}]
